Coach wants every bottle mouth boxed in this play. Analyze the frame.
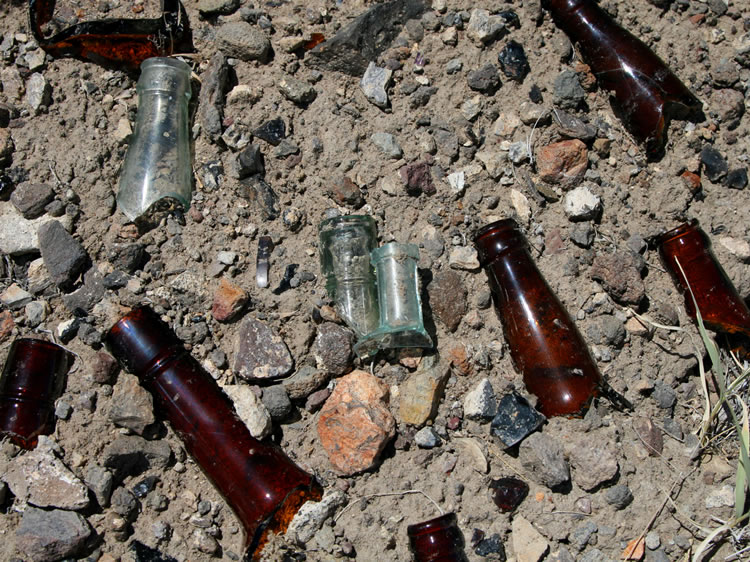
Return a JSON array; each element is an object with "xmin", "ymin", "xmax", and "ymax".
[
  {"xmin": 654, "ymin": 218, "xmax": 701, "ymax": 248},
  {"xmin": 473, "ymin": 219, "xmax": 525, "ymax": 265},
  {"xmin": 319, "ymin": 214, "xmax": 376, "ymax": 233}
]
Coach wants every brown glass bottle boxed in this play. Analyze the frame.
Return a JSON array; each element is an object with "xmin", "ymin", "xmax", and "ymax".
[
  {"xmin": 544, "ymin": 0, "xmax": 700, "ymax": 157},
  {"xmin": 407, "ymin": 512, "xmax": 468, "ymax": 562},
  {"xmin": 105, "ymin": 307, "xmax": 322, "ymax": 560},
  {"xmin": 474, "ymin": 219, "xmax": 601, "ymax": 417},
  {"xmin": 0, "ymin": 338, "xmax": 70, "ymax": 449},
  {"xmin": 657, "ymin": 219, "xmax": 750, "ymax": 340}
]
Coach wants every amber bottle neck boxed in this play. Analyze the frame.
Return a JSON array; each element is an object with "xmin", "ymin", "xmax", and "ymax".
[{"xmin": 473, "ymin": 219, "xmax": 529, "ymax": 267}]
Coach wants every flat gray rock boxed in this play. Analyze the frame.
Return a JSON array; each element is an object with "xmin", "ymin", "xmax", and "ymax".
[
  {"xmin": 16, "ymin": 506, "xmax": 91, "ymax": 561},
  {"xmin": 216, "ymin": 22, "xmax": 271, "ymax": 62},
  {"xmin": 38, "ymin": 220, "xmax": 88, "ymax": 291}
]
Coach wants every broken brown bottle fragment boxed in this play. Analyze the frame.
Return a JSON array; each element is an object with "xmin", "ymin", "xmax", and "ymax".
[
  {"xmin": 105, "ymin": 306, "xmax": 322, "ymax": 560},
  {"xmin": 29, "ymin": 0, "xmax": 193, "ymax": 69},
  {"xmin": 0, "ymin": 338, "xmax": 71, "ymax": 449},
  {"xmin": 544, "ymin": 0, "xmax": 700, "ymax": 157},
  {"xmin": 474, "ymin": 219, "xmax": 601, "ymax": 417},
  {"xmin": 490, "ymin": 477, "xmax": 529, "ymax": 513},
  {"xmin": 407, "ymin": 512, "xmax": 468, "ymax": 562},
  {"xmin": 657, "ymin": 219, "xmax": 750, "ymax": 345}
]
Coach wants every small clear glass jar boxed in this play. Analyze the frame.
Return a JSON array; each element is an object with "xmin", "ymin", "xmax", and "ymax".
[{"xmin": 319, "ymin": 215, "xmax": 380, "ymax": 338}]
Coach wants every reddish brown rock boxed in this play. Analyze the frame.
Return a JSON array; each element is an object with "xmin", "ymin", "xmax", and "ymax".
[
  {"xmin": 317, "ymin": 370, "xmax": 395, "ymax": 475},
  {"xmin": 680, "ymin": 170, "xmax": 702, "ymax": 194},
  {"xmin": 327, "ymin": 176, "xmax": 364, "ymax": 208},
  {"xmin": 536, "ymin": 140, "xmax": 588, "ymax": 188},
  {"xmin": 590, "ymin": 252, "xmax": 646, "ymax": 306},
  {"xmin": 0, "ymin": 309, "xmax": 14, "ymax": 343},
  {"xmin": 446, "ymin": 343, "xmax": 472, "ymax": 376},
  {"xmin": 633, "ymin": 416, "xmax": 663, "ymax": 457},
  {"xmin": 427, "ymin": 270, "xmax": 467, "ymax": 332},
  {"xmin": 399, "ymin": 161, "xmax": 436, "ymax": 196},
  {"xmin": 211, "ymin": 278, "xmax": 249, "ymax": 322}
]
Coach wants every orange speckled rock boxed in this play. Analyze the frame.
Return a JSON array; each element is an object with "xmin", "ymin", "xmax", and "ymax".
[
  {"xmin": 536, "ymin": 139, "xmax": 588, "ymax": 188},
  {"xmin": 317, "ymin": 370, "xmax": 395, "ymax": 475}
]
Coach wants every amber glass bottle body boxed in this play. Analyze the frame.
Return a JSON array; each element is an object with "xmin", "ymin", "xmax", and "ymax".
[
  {"xmin": 474, "ymin": 219, "xmax": 600, "ymax": 417},
  {"xmin": 407, "ymin": 512, "xmax": 468, "ymax": 562},
  {"xmin": 544, "ymin": 0, "xmax": 699, "ymax": 156},
  {"xmin": 0, "ymin": 338, "xmax": 70, "ymax": 449},
  {"xmin": 657, "ymin": 219, "xmax": 750, "ymax": 337},
  {"xmin": 105, "ymin": 307, "xmax": 322, "ymax": 560}
]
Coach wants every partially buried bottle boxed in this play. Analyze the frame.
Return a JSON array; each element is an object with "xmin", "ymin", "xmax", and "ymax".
[
  {"xmin": 656, "ymin": 219, "xmax": 750, "ymax": 341},
  {"xmin": 473, "ymin": 219, "xmax": 601, "ymax": 417},
  {"xmin": 105, "ymin": 306, "xmax": 322, "ymax": 560},
  {"xmin": 407, "ymin": 512, "xmax": 468, "ymax": 562},
  {"xmin": 0, "ymin": 338, "xmax": 71, "ymax": 449}
]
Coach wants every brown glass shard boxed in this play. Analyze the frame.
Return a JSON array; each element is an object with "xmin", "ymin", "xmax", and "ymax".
[
  {"xmin": 407, "ymin": 512, "xmax": 468, "ymax": 562},
  {"xmin": 657, "ymin": 220, "xmax": 750, "ymax": 348},
  {"xmin": 545, "ymin": 0, "xmax": 700, "ymax": 157},
  {"xmin": 29, "ymin": 0, "xmax": 193, "ymax": 69}
]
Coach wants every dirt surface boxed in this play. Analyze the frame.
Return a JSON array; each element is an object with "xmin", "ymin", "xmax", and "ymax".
[{"xmin": 1, "ymin": 0, "xmax": 750, "ymax": 560}]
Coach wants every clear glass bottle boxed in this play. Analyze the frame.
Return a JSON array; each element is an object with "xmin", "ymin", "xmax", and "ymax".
[
  {"xmin": 474, "ymin": 219, "xmax": 601, "ymax": 417},
  {"xmin": 355, "ymin": 243, "xmax": 433, "ymax": 356},
  {"xmin": 105, "ymin": 307, "xmax": 322, "ymax": 559},
  {"xmin": 319, "ymin": 215, "xmax": 380, "ymax": 338},
  {"xmin": 117, "ymin": 57, "xmax": 193, "ymax": 221},
  {"xmin": 0, "ymin": 338, "xmax": 71, "ymax": 449}
]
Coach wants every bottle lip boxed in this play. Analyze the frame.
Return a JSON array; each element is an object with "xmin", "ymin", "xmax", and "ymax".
[
  {"xmin": 12, "ymin": 337, "xmax": 68, "ymax": 354},
  {"xmin": 473, "ymin": 218, "xmax": 520, "ymax": 244},
  {"xmin": 319, "ymin": 214, "xmax": 376, "ymax": 231},
  {"xmin": 406, "ymin": 512, "xmax": 458, "ymax": 536},
  {"xmin": 654, "ymin": 218, "xmax": 700, "ymax": 247},
  {"xmin": 371, "ymin": 242, "xmax": 419, "ymax": 262},
  {"xmin": 140, "ymin": 56, "xmax": 191, "ymax": 74}
]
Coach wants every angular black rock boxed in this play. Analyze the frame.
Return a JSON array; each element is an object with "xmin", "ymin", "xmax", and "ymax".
[
  {"xmin": 497, "ymin": 40, "xmax": 529, "ymax": 82},
  {"xmin": 253, "ymin": 118, "xmax": 286, "ymax": 146},
  {"xmin": 240, "ymin": 176, "xmax": 280, "ymax": 220},
  {"xmin": 131, "ymin": 540, "xmax": 178, "ymax": 562},
  {"xmin": 700, "ymin": 145, "xmax": 728, "ymax": 182},
  {"xmin": 490, "ymin": 477, "xmax": 529, "ymax": 512},
  {"xmin": 132, "ymin": 475, "xmax": 159, "ymax": 498},
  {"xmin": 273, "ymin": 263, "xmax": 299, "ymax": 295},
  {"xmin": 489, "ymin": 392, "xmax": 545, "ymax": 448},
  {"xmin": 726, "ymin": 168, "xmax": 748, "ymax": 190},
  {"xmin": 497, "ymin": 10, "xmax": 520, "ymax": 29},
  {"xmin": 474, "ymin": 534, "xmax": 507, "ymax": 559}
]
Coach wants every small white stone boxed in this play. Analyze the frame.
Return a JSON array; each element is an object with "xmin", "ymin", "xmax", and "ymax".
[
  {"xmin": 460, "ymin": 95, "xmax": 483, "ymax": 121},
  {"xmin": 1, "ymin": 283, "xmax": 32, "ymax": 309},
  {"xmin": 447, "ymin": 171, "xmax": 465, "ymax": 195},
  {"xmin": 217, "ymin": 251, "xmax": 237, "ymax": 265},
  {"xmin": 222, "ymin": 384, "xmax": 272, "ymax": 439},
  {"xmin": 512, "ymin": 516, "xmax": 549, "ymax": 562},
  {"xmin": 287, "ymin": 490, "xmax": 348, "ymax": 545},
  {"xmin": 564, "ymin": 184, "xmax": 601, "ymax": 221},
  {"xmin": 705, "ymin": 485, "xmax": 735, "ymax": 509},
  {"xmin": 476, "ymin": 150, "xmax": 507, "ymax": 180},
  {"xmin": 511, "ymin": 189, "xmax": 531, "ymax": 225},
  {"xmin": 113, "ymin": 118, "xmax": 132, "ymax": 145}
]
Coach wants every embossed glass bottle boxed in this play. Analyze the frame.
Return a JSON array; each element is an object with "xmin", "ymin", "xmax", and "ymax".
[
  {"xmin": 105, "ymin": 306, "xmax": 322, "ymax": 560},
  {"xmin": 474, "ymin": 219, "xmax": 601, "ymax": 417},
  {"xmin": 117, "ymin": 57, "xmax": 193, "ymax": 220},
  {"xmin": 0, "ymin": 338, "xmax": 70, "ymax": 449}
]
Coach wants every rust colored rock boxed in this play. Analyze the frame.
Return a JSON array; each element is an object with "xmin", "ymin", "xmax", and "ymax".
[
  {"xmin": 680, "ymin": 170, "xmax": 702, "ymax": 194},
  {"xmin": 327, "ymin": 176, "xmax": 365, "ymax": 208},
  {"xmin": 536, "ymin": 140, "xmax": 588, "ymax": 188},
  {"xmin": 0, "ymin": 310, "xmax": 14, "ymax": 343},
  {"xmin": 399, "ymin": 161, "xmax": 436, "ymax": 196},
  {"xmin": 212, "ymin": 278, "xmax": 249, "ymax": 323},
  {"xmin": 317, "ymin": 370, "xmax": 395, "ymax": 475},
  {"xmin": 427, "ymin": 270, "xmax": 467, "ymax": 332},
  {"xmin": 446, "ymin": 343, "xmax": 472, "ymax": 376}
]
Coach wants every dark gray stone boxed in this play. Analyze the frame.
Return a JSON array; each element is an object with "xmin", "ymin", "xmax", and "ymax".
[
  {"xmin": 230, "ymin": 144, "xmax": 264, "ymax": 180},
  {"xmin": 409, "ymin": 85, "xmax": 438, "ymax": 108},
  {"xmin": 38, "ymin": 220, "xmax": 88, "ymax": 291},
  {"xmin": 233, "ymin": 317, "xmax": 294, "ymax": 381},
  {"xmin": 553, "ymin": 110, "xmax": 597, "ymax": 141},
  {"xmin": 283, "ymin": 366, "xmax": 330, "ymax": 400},
  {"xmin": 554, "ymin": 70, "xmax": 585, "ymax": 109},
  {"xmin": 198, "ymin": 51, "xmax": 230, "ymax": 141},
  {"xmin": 198, "ymin": 0, "xmax": 240, "ymax": 16},
  {"xmin": 313, "ymin": 322, "xmax": 353, "ymax": 375},
  {"xmin": 604, "ymin": 484, "xmax": 633, "ymax": 509},
  {"xmin": 598, "ymin": 315, "xmax": 625, "ymax": 348},
  {"xmin": 427, "ymin": 270, "xmax": 467, "ymax": 332},
  {"xmin": 261, "ymin": 385, "xmax": 293, "ymax": 420},
  {"xmin": 108, "ymin": 243, "xmax": 146, "ymax": 274},
  {"xmin": 570, "ymin": 521, "xmax": 598, "ymax": 551},
  {"xmin": 278, "ymin": 76, "xmax": 317, "ymax": 105},
  {"xmin": 85, "ymin": 464, "xmax": 114, "ymax": 507},
  {"xmin": 111, "ymin": 487, "xmax": 139, "ymax": 520},
  {"xmin": 474, "ymin": 534, "xmax": 506, "ymax": 558},
  {"xmin": 216, "ymin": 22, "xmax": 271, "ymax": 62},
  {"xmin": 519, "ymin": 431, "xmax": 570, "ymax": 489},
  {"xmin": 15, "ymin": 506, "xmax": 92, "ymax": 561},
  {"xmin": 253, "ymin": 118, "xmax": 286, "ymax": 146},
  {"xmin": 240, "ymin": 176, "xmax": 280, "ymax": 220},
  {"xmin": 467, "ymin": 64, "xmax": 501, "ymax": 94},
  {"xmin": 726, "ymin": 168, "xmax": 748, "ymax": 190},
  {"xmin": 570, "ymin": 222, "xmax": 595, "ymax": 248},
  {"xmin": 490, "ymin": 392, "xmax": 545, "ymax": 448},
  {"xmin": 10, "ymin": 183, "xmax": 54, "ymax": 218},
  {"xmin": 497, "ymin": 40, "xmax": 529, "ymax": 83},
  {"xmin": 305, "ymin": 0, "xmax": 427, "ymax": 76},
  {"xmin": 62, "ymin": 269, "xmax": 105, "ymax": 314},
  {"xmin": 652, "ymin": 380, "xmax": 676, "ymax": 409},
  {"xmin": 102, "ymin": 435, "xmax": 172, "ymax": 479}
]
